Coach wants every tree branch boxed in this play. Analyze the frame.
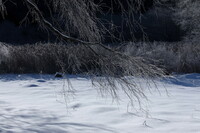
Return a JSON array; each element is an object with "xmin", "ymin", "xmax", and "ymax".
[{"xmin": 26, "ymin": 0, "xmax": 98, "ymax": 45}]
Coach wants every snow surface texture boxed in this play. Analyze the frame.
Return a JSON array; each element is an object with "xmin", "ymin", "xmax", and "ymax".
[{"xmin": 0, "ymin": 74, "xmax": 200, "ymax": 133}]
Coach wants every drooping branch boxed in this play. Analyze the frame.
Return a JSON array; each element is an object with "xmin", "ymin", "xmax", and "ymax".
[
  {"xmin": 0, "ymin": 0, "xmax": 166, "ymax": 108},
  {"xmin": 25, "ymin": 0, "xmax": 165, "ymax": 77}
]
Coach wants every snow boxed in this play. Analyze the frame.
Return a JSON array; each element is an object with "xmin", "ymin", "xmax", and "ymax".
[{"xmin": 0, "ymin": 74, "xmax": 200, "ymax": 133}]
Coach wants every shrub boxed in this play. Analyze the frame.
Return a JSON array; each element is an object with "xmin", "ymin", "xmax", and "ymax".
[
  {"xmin": 1, "ymin": 41, "xmax": 200, "ymax": 74},
  {"xmin": 124, "ymin": 41, "xmax": 200, "ymax": 74}
]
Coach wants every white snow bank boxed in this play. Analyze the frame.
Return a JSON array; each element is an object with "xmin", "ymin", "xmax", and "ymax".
[{"xmin": 0, "ymin": 74, "xmax": 200, "ymax": 133}]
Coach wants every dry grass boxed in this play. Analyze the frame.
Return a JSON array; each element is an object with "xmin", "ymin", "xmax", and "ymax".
[
  {"xmin": 1, "ymin": 41, "xmax": 200, "ymax": 74},
  {"xmin": 124, "ymin": 41, "xmax": 200, "ymax": 74}
]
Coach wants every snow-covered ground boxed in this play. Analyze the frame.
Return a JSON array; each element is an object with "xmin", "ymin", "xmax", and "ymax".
[{"xmin": 0, "ymin": 74, "xmax": 200, "ymax": 133}]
